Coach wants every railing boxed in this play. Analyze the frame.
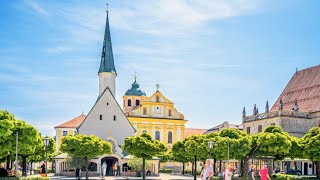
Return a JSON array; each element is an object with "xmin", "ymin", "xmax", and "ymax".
[{"xmin": 244, "ymin": 110, "xmax": 311, "ymax": 122}]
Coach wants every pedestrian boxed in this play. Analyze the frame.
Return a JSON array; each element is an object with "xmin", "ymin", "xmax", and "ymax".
[
  {"xmin": 101, "ymin": 162, "xmax": 107, "ymax": 178},
  {"xmin": 259, "ymin": 164, "xmax": 271, "ymax": 180},
  {"xmin": 224, "ymin": 165, "xmax": 232, "ymax": 180},
  {"xmin": 248, "ymin": 164, "xmax": 255, "ymax": 180},
  {"xmin": 0, "ymin": 165, "xmax": 7, "ymax": 177},
  {"xmin": 116, "ymin": 161, "xmax": 120, "ymax": 177},
  {"xmin": 146, "ymin": 166, "xmax": 151, "ymax": 176},
  {"xmin": 112, "ymin": 163, "xmax": 117, "ymax": 176},
  {"xmin": 75, "ymin": 167, "xmax": 81, "ymax": 180},
  {"xmin": 40, "ymin": 162, "xmax": 46, "ymax": 177},
  {"xmin": 200, "ymin": 164, "xmax": 208, "ymax": 180},
  {"xmin": 203, "ymin": 159, "xmax": 213, "ymax": 180}
]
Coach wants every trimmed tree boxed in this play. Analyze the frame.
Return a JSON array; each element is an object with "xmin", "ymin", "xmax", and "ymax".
[
  {"xmin": 122, "ymin": 133, "xmax": 167, "ymax": 179},
  {"xmin": 184, "ymin": 135, "xmax": 208, "ymax": 180},
  {"xmin": 172, "ymin": 140, "xmax": 190, "ymax": 175},
  {"xmin": 212, "ymin": 128, "xmax": 251, "ymax": 176},
  {"xmin": 301, "ymin": 127, "xmax": 320, "ymax": 177},
  {"xmin": 60, "ymin": 134, "xmax": 112, "ymax": 180}
]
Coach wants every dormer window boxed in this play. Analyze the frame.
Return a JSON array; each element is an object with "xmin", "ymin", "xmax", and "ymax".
[
  {"xmin": 168, "ymin": 110, "xmax": 172, "ymax": 116},
  {"xmin": 136, "ymin": 100, "xmax": 140, "ymax": 106},
  {"xmin": 156, "ymin": 96, "xmax": 160, "ymax": 102},
  {"xmin": 128, "ymin": 99, "xmax": 131, "ymax": 107}
]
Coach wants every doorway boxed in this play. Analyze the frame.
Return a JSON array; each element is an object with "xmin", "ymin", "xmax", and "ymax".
[
  {"xmin": 101, "ymin": 157, "xmax": 118, "ymax": 176},
  {"xmin": 304, "ymin": 163, "xmax": 308, "ymax": 175}
]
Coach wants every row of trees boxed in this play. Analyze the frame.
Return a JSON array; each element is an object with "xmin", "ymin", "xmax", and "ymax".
[
  {"xmin": 171, "ymin": 126, "xmax": 320, "ymax": 178},
  {"xmin": 0, "ymin": 110, "xmax": 55, "ymax": 176}
]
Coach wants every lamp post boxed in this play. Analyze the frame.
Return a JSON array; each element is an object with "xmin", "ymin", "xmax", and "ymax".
[
  {"xmin": 43, "ymin": 137, "xmax": 50, "ymax": 177},
  {"xmin": 208, "ymin": 141, "xmax": 214, "ymax": 158},
  {"xmin": 227, "ymin": 140, "xmax": 230, "ymax": 162},
  {"xmin": 15, "ymin": 131, "xmax": 18, "ymax": 178}
]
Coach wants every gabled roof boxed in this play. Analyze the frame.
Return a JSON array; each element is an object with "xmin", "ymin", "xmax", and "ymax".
[
  {"xmin": 54, "ymin": 114, "xmax": 86, "ymax": 128},
  {"xmin": 271, "ymin": 65, "xmax": 320, "ymax": 112},
  {"xmin": 184, "ymin": 128, "xmax": 207, "ymax": 138}
]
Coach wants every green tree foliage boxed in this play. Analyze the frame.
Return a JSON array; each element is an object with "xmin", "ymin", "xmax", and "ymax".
[
  {"xmin": 184, "ymin": 135, "xmax": 208, "ymax": 180},
  {"xmin": 301, "ymin": 127, "xmax": 320, "ymax": 177},
  {"xmin": 122, "ymin": 133, "xmax": 167, "ymax": 179},
  {"xmin": 60, "ymin": 134, "xmax": 112, "ymax": 180},
  {"xmin": 66, "ymin": 155, "xmax": 87, "ymax": 169},
  {"xmin": 127, "ymin": 156, "xmax": 151, "ymax": 171},
  {"xmin": 0, "ymin": 110, "xmax": 46, "ymax": 175},
  {"xmin": 257, "ymin": 126, "xmax": 291, "ymax": 157},
  {"xmin": 213, "ymin": 129, "xmax": 251, "ymax": 160},
  {"xmin": 172, "ymin": 140, "xmax": 190, "ymax": 174}
]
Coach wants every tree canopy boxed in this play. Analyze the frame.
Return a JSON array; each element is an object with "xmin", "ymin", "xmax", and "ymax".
[
  {"xmin": 60, "ymin": 134, "xmax": 112, "ymax": 179},
  {"xmin": 122, "ymin": 133, "xmax": 167, "ymax": 179}
]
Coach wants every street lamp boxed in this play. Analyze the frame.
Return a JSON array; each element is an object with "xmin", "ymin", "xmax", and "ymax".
[
  {"xmin": 207, "ymin": 141, "xmax": 214, "ymax": 158},
  {"xmin": 43, "ymin": 137, "xmax": 50, "ymax": 177}
]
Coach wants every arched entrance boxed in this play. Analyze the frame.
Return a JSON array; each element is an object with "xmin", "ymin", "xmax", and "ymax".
[{"xmin": 101, "ymin": 157, "xmax": 118, "ymax": 176}]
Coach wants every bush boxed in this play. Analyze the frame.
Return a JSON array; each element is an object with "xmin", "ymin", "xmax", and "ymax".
[{"xmin": 159, "ymin": 169, "xmax": 173, "ymax": 173}]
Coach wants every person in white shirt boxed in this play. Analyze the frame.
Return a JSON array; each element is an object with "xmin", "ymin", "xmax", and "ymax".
[{"xmin": 224, "ymin": 165, "xmax": 232, "ymax": 180}]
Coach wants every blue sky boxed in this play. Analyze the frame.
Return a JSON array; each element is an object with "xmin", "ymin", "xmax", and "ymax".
[{"xmin": 0, "ymin": 0, "xmax": 319, "ymax": 136}]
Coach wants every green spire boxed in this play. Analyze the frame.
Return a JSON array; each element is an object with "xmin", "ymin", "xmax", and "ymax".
[{"xmin": 98, "ymin": 9, "xmax": 116, "ymax": 74}]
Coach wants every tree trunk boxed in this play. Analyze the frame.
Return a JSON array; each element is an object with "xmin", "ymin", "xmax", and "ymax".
[
  {"xmin": 219, "ymin": 160, "xmax": 222, "ymax": 172},
  {"xmin": 6, "ymin": 156, "xmax": 10, "ymax": 169},
  {"xmin": 22, "ymin": 156, "xmax": 27, "ymax": 177},
  {"xmin": 30, "ymin": 161, "xmax": 33, "ymax": 175},
  {"xmin": 191, "ymin": 162, "xmax": 194, "ymax": 175},
  {"xmin": 142, "ymin": 158, "xmax": 146, "ymax": 179},
  {"xmin": 242, "ymin": 157, "xmax": 249, "ymax": 177},
  {"xmin": 213, "ymin": 159, "xmax": 216, "ymax": 175},
  {"xmin": 85, "ymin": 157, "xmax": 89, "ymax": 180},
  {"xmin": 316, "ymin": 161, "xmax": 320, "ymax": 178},
  {"xmin": 182, "ymin": 162, "xmax": 185, "ymax": 175},
  {"xmin": 194, "ymin": 155, "xmax": 197, "ymax": 180}
]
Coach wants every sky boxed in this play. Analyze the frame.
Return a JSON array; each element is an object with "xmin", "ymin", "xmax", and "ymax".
[{"xmin": 0, "ymin": 0, "xmax": 319, "ymax": 137}]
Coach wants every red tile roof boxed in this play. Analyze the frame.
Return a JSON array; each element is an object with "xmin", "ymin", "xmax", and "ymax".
[
  {"xmin": 271, "ymin": 65, "xmax": 320, "ymax": 112},
  {"xmin": 54, "ymin": 114, "xmax": 86, "ymax": 128},
  {"xmin": 184, "ymin": 128, "xmax": 207, "ymax": 138}
]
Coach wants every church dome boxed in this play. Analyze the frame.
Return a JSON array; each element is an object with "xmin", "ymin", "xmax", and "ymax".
[{"xmin": 125, "ymin": 80, "xmax": 146, "ymax": 96}]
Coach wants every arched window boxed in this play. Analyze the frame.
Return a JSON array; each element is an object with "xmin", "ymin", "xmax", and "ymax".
[
  {"xmin": 168, "ymin": 131, "xmax": 172, "ymax": 143},
  {"xmin": 155, "ymin": 131, "xmax": 160, "ymax": 141},
  {"xmin": 143, "ymin": 108, "xmax": 147, "ymax": 115},
  {"xmin": 156, "ymin": 96, "xmax": 160, "ymax": 102},
  {"xmin": 142, "ymin": 130, "xmax": 147, "ymax": 134},
  {"xmin": 136, "ymin": 100, "xmax": 140, "ymax": 106},
  {"xmin": 168, "ymin": 110, "xmax": 172, "ymax": 116},
  {"xmin": 128, "ymin": 99, "xmax": 131, "ymax": 106}
]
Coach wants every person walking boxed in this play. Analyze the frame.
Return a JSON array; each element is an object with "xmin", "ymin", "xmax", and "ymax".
[
  {"xmin": 116, "ymin": 161, "xmax": 121, "ymax": 177},
  {"xmin": 75, "ymin": 167, "xmax": 81, "ymax": 180},
  {"xmin": 224, "ymin": 165, "xmax": 232, "ymax": 180},
  {"xmin": 200, "ymin": 164, "xmax": 208, "ymax": 180},
  {"xmin": 40, "ymin": 162, "xmax": 46, "ymax": 177},
  {"xmin": 248, "ymin": 164, "xmax": 255, "ymax": 180},
  {"xmin": 112, "ymin": 163, "xmax": 117, "ymax": 176},
  {"xmin": 259, "ymin": 164, "xmax": 271, "ymax": 180}
]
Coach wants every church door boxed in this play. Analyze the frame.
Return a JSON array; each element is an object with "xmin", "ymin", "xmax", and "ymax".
[{"xmin": 101, "ymin": 157, "xmax": 118, "ymax": 176}]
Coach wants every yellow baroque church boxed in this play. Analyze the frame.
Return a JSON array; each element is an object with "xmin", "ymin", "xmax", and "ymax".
[{"xmin": 123, "ymin": 80, "xmax": 187, "ymax": 150}]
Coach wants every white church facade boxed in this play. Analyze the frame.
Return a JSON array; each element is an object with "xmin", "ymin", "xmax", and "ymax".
[{"xmin": 54, "ymin": 9, "xmax": 160, "ymax": 177}]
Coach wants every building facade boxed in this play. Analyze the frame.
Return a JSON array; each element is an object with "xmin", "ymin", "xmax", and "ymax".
[
  {"xmin": 243, "ymin": 65, "xmax": 320, "ymax": 175},
  {"xmin": 123, "ymin": 81, "xmax": 187, "ymax": 150}
]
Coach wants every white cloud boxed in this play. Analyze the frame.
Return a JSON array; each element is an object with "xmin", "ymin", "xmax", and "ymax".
[{"xmin": 23, "ymin": 0, "xmax": 49, "ymax": 16}]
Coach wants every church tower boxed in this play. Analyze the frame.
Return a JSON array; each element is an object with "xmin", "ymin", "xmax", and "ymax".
[{"xmin": 98, "ymin": 9, "xmax": 116, "ymax": 97}]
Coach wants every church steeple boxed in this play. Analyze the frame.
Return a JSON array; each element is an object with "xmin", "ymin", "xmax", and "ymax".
[
  {"xmin": 98, "ymin": 9, "xmax": 116, "ymax": 74},
  {"xmin": 98, "ymin": 5, "xmax": 117, "ymax": 97}
]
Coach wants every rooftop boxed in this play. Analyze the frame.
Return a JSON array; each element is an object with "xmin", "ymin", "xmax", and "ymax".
[
  {"xmin": 184, "ymin": 128, "xmax": 207, "ymax": 138},
  {"xmin": 54, "ymin": 114, "xmax": 86, "ymax": 128},
  {"xmin": 271, "ymin": 65, "xmax": 320, "ymax": 113}
]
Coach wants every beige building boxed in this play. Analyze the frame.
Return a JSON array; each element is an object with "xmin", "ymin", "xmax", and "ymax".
[{"xmin": 243, "ymin": 65, "xmax": 320, "ymax": 175}]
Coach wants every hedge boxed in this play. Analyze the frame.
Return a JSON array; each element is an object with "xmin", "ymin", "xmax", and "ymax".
[{"xmin": 159, "ymin": 168, "xmax": 173, "ymax": 173}]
